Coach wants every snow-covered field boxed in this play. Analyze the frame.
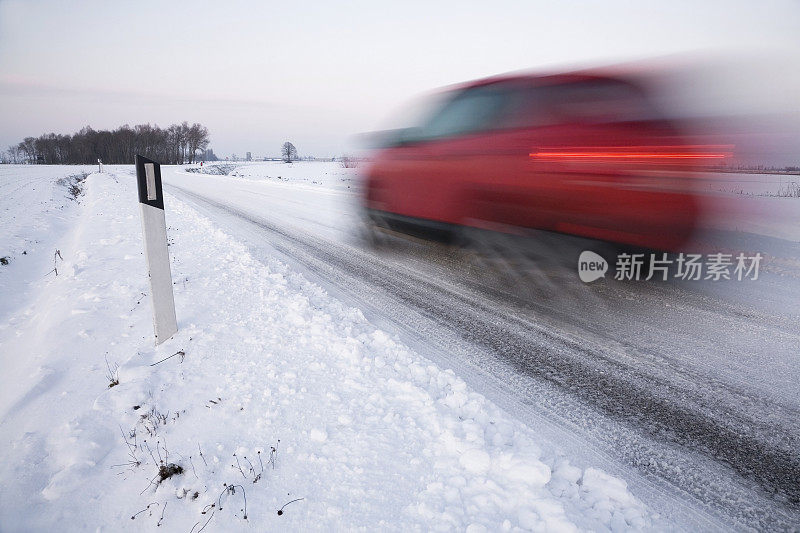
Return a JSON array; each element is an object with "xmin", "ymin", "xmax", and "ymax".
[
  {"xmin": 0, "ymin": 164, "xmax": 659, "ymax": 531},
  {"xmin": 699, "ymin": 171, "xmax": 800, "ymax": 197},
  {"xmin": 209, "ymin": 160, "xmax": 359, "ymax": 192},
  {"xmin": 695, "ymin": 171, "xmax": 800, "ymax": 242}
]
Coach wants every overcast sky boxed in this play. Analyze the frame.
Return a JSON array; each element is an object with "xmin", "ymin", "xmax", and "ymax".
[{"xmin": 0, "ymin": 0, "xmax": 798, "ymax": 158}]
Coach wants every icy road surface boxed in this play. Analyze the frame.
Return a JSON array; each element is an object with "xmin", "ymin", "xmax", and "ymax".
[{"xmin": 164, "ymin": 161, "xmax": 800, "ymax": 530}]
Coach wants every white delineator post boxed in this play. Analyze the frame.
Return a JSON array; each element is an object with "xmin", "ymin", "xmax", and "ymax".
[{"xmin": 135, "ymin": 155, "xmax": 178, "ymax": 345}]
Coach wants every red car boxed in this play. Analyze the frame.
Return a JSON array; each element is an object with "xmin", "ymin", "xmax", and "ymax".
[{"xmin": 363, "ymin": 71, "xmax": 731, "ymax": 251}]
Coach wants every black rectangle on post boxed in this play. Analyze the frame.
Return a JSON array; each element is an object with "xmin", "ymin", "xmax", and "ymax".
[{"xmin": 135, "ymin": 154, "xmax": 165, "ymax": 210}]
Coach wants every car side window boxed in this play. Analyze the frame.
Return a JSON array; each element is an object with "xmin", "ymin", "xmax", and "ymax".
[
  {"xmin": 495, "ymin": 80, "xmax": 660, "ymax": 129},
  {"xmin": 535, "ymin": 81, "xmax": 657, "ymax": 125},
  {"xmin": 414, "ymin": 85, "xmax": 511, "ymax": 141}
]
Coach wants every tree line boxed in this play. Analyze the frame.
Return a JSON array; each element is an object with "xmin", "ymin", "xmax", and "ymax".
[{"xmin": 2, "ymin": 122, "xmax": 210, "ymax": 165}]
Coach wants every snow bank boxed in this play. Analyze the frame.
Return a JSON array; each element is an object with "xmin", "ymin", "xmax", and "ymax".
[
  {"xmin": 0, "ymin": 167, "xmax": 652, "ymax": 531},
  {"xmin": 0, "ymin": 164, "xmax": 95, "ymax": 320},
  {"xmin": 186, "ymin": 160, "xmax": 359, "ymax": 192}
]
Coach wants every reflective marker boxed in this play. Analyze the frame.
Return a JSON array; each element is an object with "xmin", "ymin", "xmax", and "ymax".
[
  {"xmin": 135, "ymin": 155, "xmax": 178, "ymax": 345},
  {"xmin": 145, "ymin": 163, "xmax": 157, "ymax": 200}
]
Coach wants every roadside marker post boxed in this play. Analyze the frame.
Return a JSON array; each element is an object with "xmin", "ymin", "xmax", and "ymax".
[{"xmin": 135, "ymin": 155, "xmax": 178, "ymax": 345}]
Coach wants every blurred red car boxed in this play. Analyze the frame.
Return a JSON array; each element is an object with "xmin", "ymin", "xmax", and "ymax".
[{"xmin": 363, "ymin": 71, "xmax": 732, "ymax": 251}]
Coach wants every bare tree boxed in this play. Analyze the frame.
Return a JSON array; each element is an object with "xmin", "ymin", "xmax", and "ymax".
[
  {"xmin": 167, "ymin": 124, "xmax": 182, "ymax": 164},
  {"xmin": 340, "ymin": 155, "xmax": 360, "ymax": 168},
  {"xmin": 6, "ymin": 122, "xmax": 212, "ymax": 164},
  {"xmin": 281, "ymin": 142, "xmax": 298, "ymax": 163},
  {"xmin": 4, "ymin": 145, "xmax": 22, "ymax": 164},
  {"xmin": 19, "ymin": 137, "xmax": 37, "ymax": 164},
  {"xmin": 186, "ymin": 123, "xmax": 209, "ymax": 163}
]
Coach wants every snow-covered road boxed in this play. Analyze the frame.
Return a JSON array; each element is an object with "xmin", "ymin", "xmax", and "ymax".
[
  {"xmin": 164, "ymin": 162, "xmax": 800, "ymax": 530},
  {"xmin": 1, "ymin": 162, "xmax": 798, "ymax": 531}
]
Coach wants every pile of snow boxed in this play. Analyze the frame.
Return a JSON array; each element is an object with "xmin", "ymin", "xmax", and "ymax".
[
  {"xmin": 184, "ymin": 163, "xmax": 237, "ymax": 176},
  {"xmin": 189, "ymin": 160, "xmax": 360, "ymax": 192},
  {"xmin": 0, "ymin": 166, "xmax": 653, "ymax": 530}
]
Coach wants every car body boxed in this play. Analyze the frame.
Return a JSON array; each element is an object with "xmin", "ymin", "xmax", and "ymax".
[{"xmin": 362, "ymin": 71, "xmax": 731, "ymax": 251}]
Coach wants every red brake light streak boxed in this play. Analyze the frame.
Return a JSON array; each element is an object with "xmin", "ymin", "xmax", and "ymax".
[{"xmin": 530, "ymin": 145, "xmax": 734, "ymax": 161}]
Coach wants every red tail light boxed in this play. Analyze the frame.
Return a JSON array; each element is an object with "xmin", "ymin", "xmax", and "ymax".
[{"xmin": 529, "ymin": 145, "xmax": 734, "ymax": 162}]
